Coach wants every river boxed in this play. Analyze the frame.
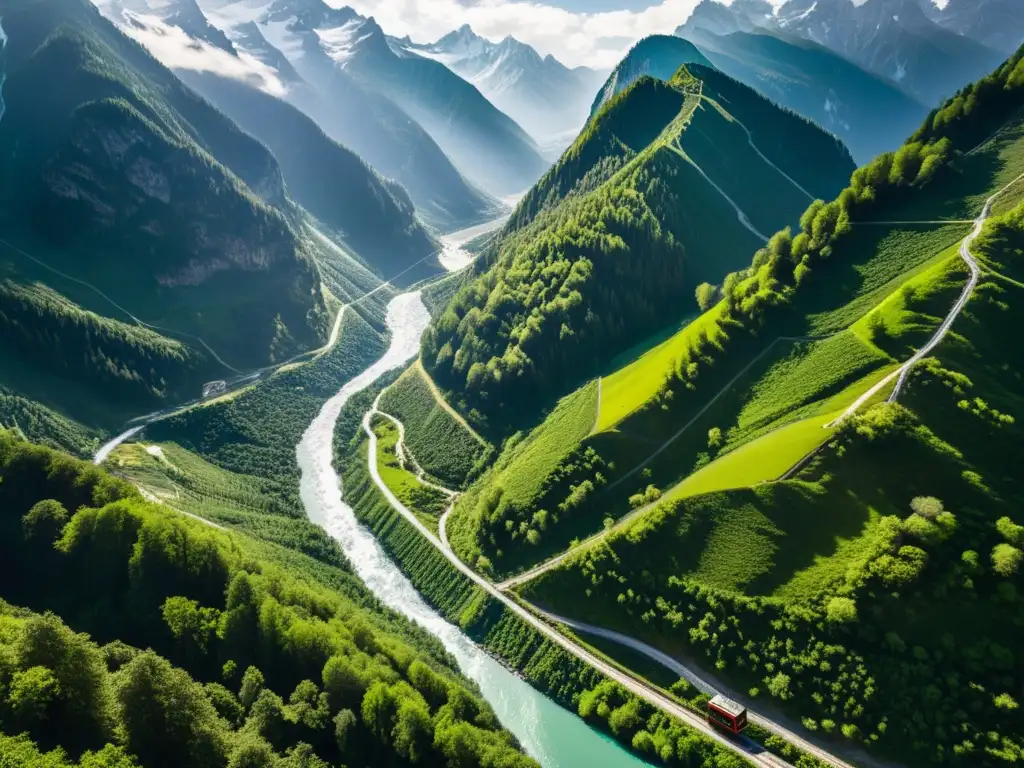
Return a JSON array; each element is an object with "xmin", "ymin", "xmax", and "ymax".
[
  {"xmin": 295, "ymin": 291, "xmax": 654, "ymax": 768},
  {"xmin": 437, "ymin": 192, "xmax": 526, "ymax": 272}
]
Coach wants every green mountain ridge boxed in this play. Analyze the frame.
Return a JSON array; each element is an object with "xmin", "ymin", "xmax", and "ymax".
[
  {"xmin": 422, "ymin": 62, "xmax": 854, "ymax": 432},
  {"xmin": 587, "ymin": 36, "xmax": 712, "ymax": 120}
]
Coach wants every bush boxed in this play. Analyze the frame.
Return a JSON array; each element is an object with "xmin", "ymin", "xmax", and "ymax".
[
  {"xmin": 992, "ymin": 544, "xmax": 1023, "ymax": 576},
  {"xmin": 910, "ymin": 496, "xmax": 944, "ymax": 519},
  {"xmin": 825, "ymin": 597, "xmax": 858, "ymax": 624}
]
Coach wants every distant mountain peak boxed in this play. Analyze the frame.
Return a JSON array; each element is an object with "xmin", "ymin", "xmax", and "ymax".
[
  {"xmin": 681, "ymin": 0, "xmax": 775, "ymax": 37},
  {"xmin": 263, "ymin": 0, "xmax": 360, "ymax": 29}
]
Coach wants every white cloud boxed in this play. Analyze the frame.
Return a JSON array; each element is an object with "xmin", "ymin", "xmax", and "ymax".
[
  {"xmin": 335, "ymin": 0, "xmax": 786, "ymax": 68},
  {"xmin": 117, "ymin": 10, "xmax": 289, "ymax": 95}
]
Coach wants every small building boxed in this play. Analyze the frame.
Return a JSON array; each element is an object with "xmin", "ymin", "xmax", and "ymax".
[{"xmin": 708, "ymin": 694, "xmax": 748, "ymax": 734}]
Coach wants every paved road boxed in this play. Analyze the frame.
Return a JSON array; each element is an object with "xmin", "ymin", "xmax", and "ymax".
[
  {"xmin": 360, "ymin": 402, "xmax": 798, "ymax": 768},
  {"xmin": 540, "ymin": 610, "xmax": 864, "ymax": 768}
]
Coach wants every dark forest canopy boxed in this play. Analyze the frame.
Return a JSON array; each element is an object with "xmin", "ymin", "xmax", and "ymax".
[{"xmin": 0, "ymin": 430, "xmax": 538, "ymax": 768}]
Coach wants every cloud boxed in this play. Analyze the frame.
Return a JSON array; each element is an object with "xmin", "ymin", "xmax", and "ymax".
[
  {"xmin": 336, "ymin": 0, "xmax": 782, "ymax": 68},
  {"xmin": 117, "ymin": 10, "xmax": 289, "ymax": 96}
]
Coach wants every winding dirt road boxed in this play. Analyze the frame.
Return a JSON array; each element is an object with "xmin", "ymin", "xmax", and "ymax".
[{"xmin": 828, "ymin": 172, "xmax": 1024, "ymax": 426}]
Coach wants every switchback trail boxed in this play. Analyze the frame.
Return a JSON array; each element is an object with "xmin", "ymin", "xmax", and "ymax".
[{"xmin": 828, "ymin": 171, "xmax": 1024, "ymax": 425}]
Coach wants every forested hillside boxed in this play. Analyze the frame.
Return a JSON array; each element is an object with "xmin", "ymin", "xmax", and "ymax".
[
  {"xmin": 422, "ymin": 63, "xmax": 854, "ymax": 432},
  {"xmin": 445, "ymin": 42, "xmax": 1024, "ymax": 584},
  {"xmin": 175, "ymin": 72, "xmax": 440, "ymax": 285},
  {"xmin": 509, "ymin": 44, "xmax": 1024, "ymax": 767},
  {"xmin": 0, "ymin": 0, "xmax": 351, "ymax": 439},
  {"xmin": 0, "ymin": 429, "xmax": 538, "ymax": 767}
]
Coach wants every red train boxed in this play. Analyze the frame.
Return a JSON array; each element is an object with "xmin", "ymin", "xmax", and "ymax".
[{"xmin": 708, "ymin": 694, "xmax": 748, "ymax": 735}]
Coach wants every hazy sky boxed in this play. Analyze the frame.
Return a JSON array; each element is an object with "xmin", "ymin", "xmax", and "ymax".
[{"xmin": 338, "ymin": 0, "xmax": 767, "ymax": 68}]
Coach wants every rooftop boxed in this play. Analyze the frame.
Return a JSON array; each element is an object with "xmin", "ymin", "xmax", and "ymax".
[{"xmin": 709, "ymin": 694, "xmax": 746, "ymax": 717}]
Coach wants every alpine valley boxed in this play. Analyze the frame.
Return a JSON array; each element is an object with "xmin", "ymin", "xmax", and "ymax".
[{"xmin": 2, "ymin": 1, "xmax": 1024, "ymax": 768}]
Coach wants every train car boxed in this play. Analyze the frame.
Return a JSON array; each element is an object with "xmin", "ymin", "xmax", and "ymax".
[{"xmin": 708, "ymin": 694, "xmax": 748, "ymax": 734}]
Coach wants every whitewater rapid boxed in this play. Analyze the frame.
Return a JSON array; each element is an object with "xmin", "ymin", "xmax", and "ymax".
[{"xmin": 295, "ymin": 292, "xmax": 652, "ymax": 768}]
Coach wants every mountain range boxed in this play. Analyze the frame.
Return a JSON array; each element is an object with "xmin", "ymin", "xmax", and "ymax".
[
  {"xmin": 4, "ymin": 0, "xmax": 1024, "ymax": 766},
  {"xmin": 0, "ymin": 0, "xmax": 456, "ymax": 432},
  {"xmin": 930, "ymin": 0, "xmax": 1024, "ymax": 57},
  {"xmin": 103, "ymin": 0, "xmax": 511, "ymax": 230},
  {"xmin": 195, "ymin": 0, "xmax": 548, "ymax": 198},
  {"xmin": 402, "ymin": 25, "xmax": 606, "ymax": 149},
  {"xmin": 679, "ymin": 0, "xmax": 1008, "ymax": 107}
]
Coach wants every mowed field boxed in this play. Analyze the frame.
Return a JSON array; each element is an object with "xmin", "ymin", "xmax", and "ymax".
[{"xmin": 597, "ymin": 305, "xmax": 726, "ymax": 432}]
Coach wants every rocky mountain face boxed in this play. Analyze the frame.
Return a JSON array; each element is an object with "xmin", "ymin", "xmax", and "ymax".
[
  {"xmin": 403, "ymin": 25, "xmax": 606, "ymax": 145},
  {"xmin": 933, "ymin": 0, "xmax": 1024, "ymax": 57}
]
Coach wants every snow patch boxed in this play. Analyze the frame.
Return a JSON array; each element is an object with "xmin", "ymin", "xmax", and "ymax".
[
  {"xmin": 145, "ymin": 445, "xmax": 166, "ymax": 459},
  {"xmin": 315, "ymin": 18, "xmax": 368, "ymax": 64},
  {"xmin": 791, "ymin": 1, "xmax": 817, "ymax": 23}
]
